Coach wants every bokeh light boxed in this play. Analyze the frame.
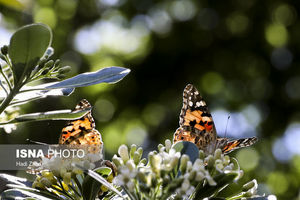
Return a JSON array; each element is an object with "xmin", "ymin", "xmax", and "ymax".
[
  {"xmin": 236, "ymin": 148, "xmax": 259, "ymax": 171},
  {"xmin": 226, "ymin": 12, "xmax": 249, "ymax": 35},
  {"xmin": 265, "ymin": 24, "xmax": 288, "ymax": 47},
  {"xmin": 94, "ymin": 99, "xmax": 115, "ymax": 122},
  {"xmin": 34, "ymin": 7, "xmax": 57, "ymax": 28},
  {"xmin": 74, "ymin": 12, "xmax": 150, "ymax": 58},
  {"xmin": 212, "ymin": 108, "xmax": 258, "ymax": 138},
  {"xmin": 272, "ymin": 123, "xmax": 300, "ymax": 162},
  {"xmin": 169, "ymin": 0, "xmax": 197, "ymax": 22},
  {"xmin": 271, "ymin": 48, "xmax": 293, "ymax": 70},
  {"xmin": 272, "ymin": 4, "xmax": 297, "ymax": 26},
  {"xmin": 200, "ymin": 72, "xmax": 224, "ymax": 95},
  {"xmin": 285, "ymin": 77, "xmax": 300, "ymax": 99},
  {"xmin": 142, "ymin": 104, "xmax": 166, "ymax": 127},
  {"xmin": 267, "ymin": 172, "xmax": 289, "ymax": 195},
  {"xmin": 148, "ymin": 7, "xmax": 172, "ymax": 35}
]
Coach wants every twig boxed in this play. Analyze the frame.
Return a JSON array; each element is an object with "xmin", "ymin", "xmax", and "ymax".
[
  {"xmin": 0, "ymin": 81, "xmax": 8, "ymax": 96},
  {"xmin": 0, "ymin": 67, "xmax": 12, "ymax": 91}
]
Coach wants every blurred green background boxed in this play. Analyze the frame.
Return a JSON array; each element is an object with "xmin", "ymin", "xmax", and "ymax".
[{"xmin": 1, "ymin": 0, "xmax": 300, "ymax": 199}]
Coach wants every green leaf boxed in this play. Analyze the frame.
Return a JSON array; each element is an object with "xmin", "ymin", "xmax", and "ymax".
[
  {"xmin": 0, "ymin": 0, "xmax": 24, "ymax": 10},
  {"xmin": 46, "ymin": 67, "xmax": 130, "ymax": 89},
  {"xmin": 172, "ymin": 141, "xmax": 199, "ymax": 163},
  {"xmin": 4, "ymin": 183, "xmax": 65, "ymax": 199},
  {"xmin": 8, "ymin": 23, "xmax": 52, "ymax": 82},
  {"xmin": 194, "ymin": 172, "xmax": 239, "ymax": 199},
  {"xmin": 76, "ymin": 164, "xmax": 122, "ymax": 198},
  {"xmin": 82, "ymin": 167, "xmax": 113, "ymax": 200},
  {"xmin": 7, "ymin": 87, "xmax": 74, "ymax": 106},
  {"xmin": 2, "ymin": 187, "xmax": 62, "ymax": 200},
  {"xmin": 0, "ymin": 173, "xmax": 31, "ymax": 187},
  {"xmin": 0, "ymin": 108, "xmax": 90, "ymax": 125}
]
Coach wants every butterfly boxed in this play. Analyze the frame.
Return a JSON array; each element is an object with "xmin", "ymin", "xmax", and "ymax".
[
  {"xmin": 173, "ymin": 84, "xmax": 257, "ymax": 154},
  {"xmin": 27, "ymin": 99, "xmax": 104, "ymax": 173},
  {"xmin": 27, "ymin": 100, "xmax": 116, "ymax": 197},
  {"xmin": 59, "ymin": 99, "xmax": 103, "ymax": 154}
]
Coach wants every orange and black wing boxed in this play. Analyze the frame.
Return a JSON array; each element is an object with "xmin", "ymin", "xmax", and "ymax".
[
  {"xmin": 217, "ymin": 137, "xmax": 258, "ymax": 154},
  {"xmin": 59, "ymin": 99, "xmax": 103, "ymax": 154},
  {"xmin": 174, "ymin": 84, "xmax": 217, "ymax": 150}
]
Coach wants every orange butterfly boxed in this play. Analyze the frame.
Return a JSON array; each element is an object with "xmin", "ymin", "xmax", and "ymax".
[{"xmin": 173, "ymin": 84, "xmax": 257, "ymax": 154}]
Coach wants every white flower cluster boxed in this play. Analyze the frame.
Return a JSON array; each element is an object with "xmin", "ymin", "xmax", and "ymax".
[
  {"xmin": 32, "ymin": 150, "xmax": 102, "ymax": 189},
  {"xmin": 112, "ymin": 144, "xmax": 144, "ymax": 192},
  {"xmin": 112, "ymin": 140, "xmax": 247, "ymax": 200}
]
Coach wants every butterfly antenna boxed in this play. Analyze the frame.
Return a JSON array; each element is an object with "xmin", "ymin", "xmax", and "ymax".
[
  {"xmin": 224, "ymin": 115, "xmax": 230, "ymax": 138},
  {"xmin": 26, "ymin": 139, "xmax": 48, "ymax": 146}
]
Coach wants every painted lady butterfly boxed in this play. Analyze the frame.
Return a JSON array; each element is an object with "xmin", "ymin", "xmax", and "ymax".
[
  {"xmin": 27, "ymin": 99, "xmax": 104, "ymax": 174},
  {"xmin": 173, "ymin": 84, "xmax": 257, "ymax": 154},
  {"xmin": 59, "ymin": 99, "xmax": 103, "ymax": 154}
]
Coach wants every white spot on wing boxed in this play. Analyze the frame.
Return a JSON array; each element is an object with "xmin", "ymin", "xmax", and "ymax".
[
  {"xmin": 189, "ymin": 101, "xmax": 193, "ymax": 107},
  {"xmin": 200, "ymin": 101, "xmax": 206, "ymax": 106}
]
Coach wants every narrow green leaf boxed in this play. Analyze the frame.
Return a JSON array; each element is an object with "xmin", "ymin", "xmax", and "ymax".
[
  {"xmin": 2, "ymin": 187, "xmax": 62, "ymax": 200},
  {"xmin": 0, "ymin": 108, "xmax": 90, "ymax": 125},
  {"xmin": 46, "ymin": 67, "xmax": 130, "ymax": 89},
  {"xmin": 75, "ymin": 164, "xmax": 122, "ymax": 198},
  {"xmin": 8, "ymin": 23, "xmax": 52, "ymax": 81},
  {"xmin": 82, "ymin": 167, "xmax": 113, "ymax": 200},
  {"xmin": 0, "ymin": 173, "xmax": 31, "ymax": 187},
  {"xmin": 8, "ymin": 87, "xmax": 74, "ymax": 106},
  {"xmin": 194, "ymin": 172, "xmax": 239, "ymax": 199}
]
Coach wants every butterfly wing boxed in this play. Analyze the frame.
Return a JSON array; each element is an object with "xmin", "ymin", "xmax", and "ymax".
[
  {"xmin": 217, "ymin": 137, "xmax": 258, "ymax": 154},
  {"xmin": 59, "ymin": 99, "xmax": 103, "ymax": 154},
  {"xmin": 174, "ymin": 84, "xmax": 218, "ymax": 152}
]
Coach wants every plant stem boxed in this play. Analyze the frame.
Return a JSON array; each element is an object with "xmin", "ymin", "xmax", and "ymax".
[
  {"xmin": 0, "ymin": 81, "xmax": 8, "ymax": 96},
  {"xmin": 0, "ymin": 85, "xmax": 21, "ymax": 115},
  {"xmin": 0, "ymin": 67, "xmax": 12, "ymax": 91},
  {"xmin": 4, "ymin": 55, "xmax": 16, "ymax": 83}
]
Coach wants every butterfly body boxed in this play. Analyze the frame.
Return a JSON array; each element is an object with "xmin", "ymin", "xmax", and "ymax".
[{"xmin": 173, "ymin": 84, "xmax": 257, "ymax": 154}]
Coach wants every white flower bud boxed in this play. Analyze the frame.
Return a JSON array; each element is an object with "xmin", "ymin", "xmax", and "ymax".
[
  {"xmin": 126, "ymin": 181, "xmax": 135, "ymax": 192},
  {"xmin": 193, "ymin": 159, "xmax": 204, "ymax": 171},
  {"xmin": 214, "ymin": 148, "xmax": 222, "ymax": 160},
  {"xmin": 186, "ymin": 161, "xmax": 193, "ymax": 172},
  {"xmin": 181, "ymin": 178, "xmax": 190, "ymax": 191},
  {"xmin": 149, "ymin": 154, "xmax": 162, "ymax": 175},
  {"xmin": 180, "ymin": 155, "xmax": 189, "ymax": 173},
  {"xmin": 133, "ymin": 151, "xmax": 141, "ymax": 165},
  {"xmin": 195, "ymin": 171, "xmax": 205, "ymax": 181},
  {"xmin": 158, "ymin": 144, "xmax": 165, "ymax": 152},
  {"xmin": 205, "ymin": 155, "xmax": 215, "ymax": 168},
  {"xmin": 126, "ymin": 159, "xmax": 136, "ymax": 171},
  {"xmin": 206, "ymin": 176, "xmax": 216, "ymax": 186},
  {"xmin": 165, "ymin": 139, "xmax": 172, "ymax": 152},
  {"xmin": 199, "ymin": 150, "xmax": 205, "ymax": 160},
  {"xmin": 118, "ymin": 144, "xmax": 130, "ymax": 163},
  {"xmin": 137, "ymin": 147, "xmax": 143, "ymax": 156},
  {"xmin": 130, "ymin": 144, "xmax": 137, "ymax": 158},
  {"xmin": 139, "ymin": 158, "xmax": 147, "ymax": 166},
  {"xmin": 112, "ymin": 155, "xmax": 124, "ymax": 167}
]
